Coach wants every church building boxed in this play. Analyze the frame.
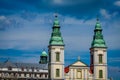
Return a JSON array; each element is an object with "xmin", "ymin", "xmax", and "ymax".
[{"xmin": 0, "ymin": 15, "xmax": 108, "ymax": 80}]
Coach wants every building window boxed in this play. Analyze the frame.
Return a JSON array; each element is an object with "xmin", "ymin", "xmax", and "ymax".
[
  {"xmin": 35, "ymin": 74, "xmax": 36, "ymax": 77},
  {"xmin": 8, "ymin": 66, "xmax": 12, "ymax": 70},
  {"xmin": 56, "ymin": 52, "xmax": 60, "ymax": 62},
  {"xmin": 40, "ymin": 74, "xmax": 42, "ymax": 77},
  {"xmin": 77, "ymin": 69, "xmax": 82, "ymax": 79},
  {"xmin": 56, "ymin": 69, "xmax": 60, "ymax": 77},
  {"xmin": 36, "ymin": 67, "xmax": 39, "ymax": 72},
  {"xmin": 99, "ymin": 70, "xmax": 103, "ymax": 78},
  {"xmin": 15, "ymin": 73, "xmax": 18, "ymax": 77},
  {"xmin": 45, "ymin": 74, "xmax": 47, "ymax": 78},
  {"xmin": 19, "ymin": 73, "xmax": 21, "ymax": 77},
  {"xmin": 31, "ymin": 67, "xmax": 34, "ymax": 72},
  {"xmin": 24, "ymin": 74, "xmax": 26, "ymax": 77},
  {"xmin": 99, "ymin": 54, "xmax": 103, "ymax": 63},
  {"xmin": 5, "ymin": 73, "xmax": 9, "ymax": 77},
  {"xmin": 26, "ymin": 67, "xmax": 29, "ymax": 72},
  {"xmin": 91, "ymin": 54, "xmax": 93, "ymax": 64},
  {"xmin": 21, "ymin": 67, "xmax": 24, "ymax": 71}
]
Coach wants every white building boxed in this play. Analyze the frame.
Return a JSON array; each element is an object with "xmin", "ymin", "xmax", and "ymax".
[{"xmin": 0, "ymin": 59, "xmax": 48, "ymax": 80}]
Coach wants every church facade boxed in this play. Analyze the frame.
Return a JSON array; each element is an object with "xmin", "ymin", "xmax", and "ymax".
[
  {"xmin": 0, "ymin": 15, "xmax": 108, "ymax": 80},
  {"xmin": 48, "ymin": 15, "xmax": 108, "ymax": 80}
]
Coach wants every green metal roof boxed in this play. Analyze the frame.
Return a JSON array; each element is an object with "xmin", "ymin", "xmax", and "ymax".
[
  {"xmin": 49, "ymin": 15, "xmax": 64, "ymax": 46},
  {"xmin": 53, "ymin": 16, "xmax": 60, "ymax": 27},
  {"xmin": 95, "ymin": 22, "xmax": 102, "ymax": 30},
  {"xmin": 91, "ymin": 18, "xmax": 107, "ymax": 48},
  {"xmin": 41, "ymin": 51, "xmax": 47, "ymax": 56}
]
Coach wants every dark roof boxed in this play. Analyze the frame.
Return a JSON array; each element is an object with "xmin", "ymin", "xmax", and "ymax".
[{"xmin": 0, "ymin": 60, "xmax": 48, "ymax": 69}]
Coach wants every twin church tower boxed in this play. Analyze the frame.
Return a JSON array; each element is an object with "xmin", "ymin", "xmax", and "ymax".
[
  {"xmin": 48, "ymin": 15, "xmax": 65, "ymax": 80},
  {"xmin": 40, "ymin": 15, "xmax": 108, "ymax": 80}
]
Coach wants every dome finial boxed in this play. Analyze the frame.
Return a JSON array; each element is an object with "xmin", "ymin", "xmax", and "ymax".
[
  {"xmin": 54, "ymin": 12, "xmax": 58, "ymax": 18},
  {"xmin": 55, "ymin": 14, "xmax": 58, "ymax": 18},
  {"xmin": 53, "ymin": 12, "xmax": 60, "ymax": 27}
]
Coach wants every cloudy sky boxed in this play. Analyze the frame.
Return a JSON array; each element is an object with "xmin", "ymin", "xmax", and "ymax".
[{"xmin": 0, "ymin": 0, "xmax": 120, "ymax": 79}]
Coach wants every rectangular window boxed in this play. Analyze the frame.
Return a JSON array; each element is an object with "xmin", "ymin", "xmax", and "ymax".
[
  {"xmin": 91, "ymin": 55, "xmax": 93, "ymax": 64},
  {"xmin": 99, "ymin": 54, "xmax": 103, "ymax": 63},
  {"xmin": 45, "ymin": 74, "xmax": 47, "ymax": 78},
  {"xmin": 8, "ymin": 66, "xmax": 12, "ymax": 70},
  {"xmin": 21, "ymin": 67, "xmax": 24, "ymax": 71},
  {"xmin": 77, "ymin": 69, "xmax": 82, "ymax": 79},
  {"xmin": 56, "ymin": 52, "xmax": 60, "ymax": 62},
  {"xmin": 56, "ymin": 69, "xmax": 60, "ymax": 77},
  {"xmin": 24, "ymin": 73, "xmax": 26, "ymax": 77},
  {"xmin": 99, "ymin": 70, "xmax": 103, "ymax": 78}
]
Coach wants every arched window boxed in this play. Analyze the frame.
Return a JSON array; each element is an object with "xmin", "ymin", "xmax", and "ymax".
[
  {"xmin": 99, "ymin": 70, "xmax": 103, "ymax": 78},
  {"xmin": 99, "ymin": 54, "xmax": 103, "ymax": 63},
  {"xmin": 56, "ymin": 69, "xmax": 60, "ymax": 77},
  {"xmin": 56, "ymin": 52, "xmax": 60, "ymax": 62}
]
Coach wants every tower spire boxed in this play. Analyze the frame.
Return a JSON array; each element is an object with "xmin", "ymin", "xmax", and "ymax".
[
  {"xmin": 49, "ymin": 15, "xmax": 64, "ymax": 46},
  {"xmin": 48, "ymin": 15, "xmax": 65, "ymax": 80},
  {"xmin": 91, "ymin": 18, "xmax": 107, "ymax": 48},
  {"xmin": 90, "ymin": 18, "xmax": 108, "ymax": 80}
]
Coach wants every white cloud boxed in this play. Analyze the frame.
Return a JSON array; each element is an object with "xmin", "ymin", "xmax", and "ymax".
[
  {"xmin": 0, "ymin": 13, "xmax": 51, "ymax": 50},
  {"xmin": 100, "ymin": 9, "xmax": 111, "ymax": 19},
  {"xmin": 0, "ymin": 16, "xmax": 6, "ymax": 20},
  {"xmin": 114, "ymin": 1, "xmax": 120, "ymax": 7},
  {"xmin": 99, "ymin": 8, "xmax": 119, "ymax": 21},
  {"xmin": 0, "ymin": 13, "xmax": 120, "ymax": 51},
  {"xmin": 53, "ymin": 0, "xmax": 63, "ymax": 4}
]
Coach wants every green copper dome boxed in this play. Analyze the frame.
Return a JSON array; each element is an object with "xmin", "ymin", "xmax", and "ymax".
[
  {"xmin": 39, "ymin": 51, "xmax": 48, "ymax": 64},
  {"xmin": 49, "ymin": 15, "xmax": 64, "ymax": 46},
  {"xmin": 95, "ymin": 22, "xmax": 102, "ymax": 30},
  {"xmin": 41, "ymin": 51, "xmax": 47, "ymax": 56},
  {"xmin": 91, "ymin": 18, "xmax": 107, "ymax": 48}
]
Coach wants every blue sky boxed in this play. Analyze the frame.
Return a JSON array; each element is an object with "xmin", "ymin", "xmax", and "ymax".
[{"xmin": 0, "ymin": 0, "xmax": 120, "ymax": 79}]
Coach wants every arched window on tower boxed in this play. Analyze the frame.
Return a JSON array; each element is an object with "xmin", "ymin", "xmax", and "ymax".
[
  {"xmin": 56, "ymin": 52, "xmax": 60, "ymax": 62},
  {"xmin": 56, "ymin": 69, "xmax": 60, "ymax": 77},
  {"xmin": 99, "ymin": 70, "xmax": 103, "ymax": 78},
  {"xmin": 99, "ymin": 54, "xmax": 103, "ymax": 63}
]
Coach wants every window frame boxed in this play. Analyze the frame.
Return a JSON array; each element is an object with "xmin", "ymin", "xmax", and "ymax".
[
  {"xmin": 99, "ymin": 70, "xmax": 103, "ymax": 78},
  {"xmin": 98, "ymin": 54, "xmax": 103, "ymax": 63},
  {"xmin": 8, "ymin": 66, "xmax": 12, "ymax": 70},
  {"xmin": 56, "ymin": 69, "xmax": 60, "ymax": 77},
  {"xmin": 56, "ymin": 52, "xmax": 60, "ymax": 62},
  {"xmin": 77, "ymin": 69, "xmax": 82, "ymax": 79}
]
